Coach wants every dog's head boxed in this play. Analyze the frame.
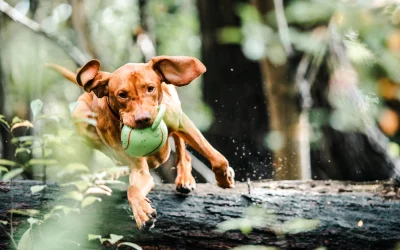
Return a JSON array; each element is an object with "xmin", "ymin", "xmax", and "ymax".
[{"xmin": 76, "ymin": 56, "xmax": 206, "ymax": 129}]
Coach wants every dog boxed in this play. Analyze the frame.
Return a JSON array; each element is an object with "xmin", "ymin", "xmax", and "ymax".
[{"xmin": 48, "ymin": 56, "xmax": 235, "ymax": 229}]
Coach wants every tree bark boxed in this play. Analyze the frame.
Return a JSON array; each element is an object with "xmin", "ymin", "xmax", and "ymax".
[
  {"xmin": 197, "ymin": 0, "xmax": 272, "ymax": 182},
  {"xmin": 259, "ymin": 59, "xmax": 306, "ymax": 180},
  {"xmin": 255, "ymin": 1, "xmax": 311, "ymax": 180},
  {"xmin": 1, "ymin": 180, "xmax": 399, "ymax": 250}
]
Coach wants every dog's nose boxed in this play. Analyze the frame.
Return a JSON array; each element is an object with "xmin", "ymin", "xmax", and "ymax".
[{"xmin": 135, "ymin": 112, "xmax": 152, "ymax": 128}]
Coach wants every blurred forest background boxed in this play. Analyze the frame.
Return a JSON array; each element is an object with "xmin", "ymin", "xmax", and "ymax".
[{"xmin": 1, "ymin": 0, "xmax": 400, "ymax": 184}]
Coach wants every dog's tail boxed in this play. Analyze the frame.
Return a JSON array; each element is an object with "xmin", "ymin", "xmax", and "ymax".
[{"xmin": 45, "ymin": 63, "xmax": 80, "ymax": 86}]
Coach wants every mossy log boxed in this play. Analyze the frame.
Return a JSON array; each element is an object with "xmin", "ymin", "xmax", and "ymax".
[{"xmin": 0, "ymin": 180, "xmax": 400, "ymax": 250}]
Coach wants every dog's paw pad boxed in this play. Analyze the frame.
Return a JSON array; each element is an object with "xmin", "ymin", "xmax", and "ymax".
[
  {"xmin": 215, "ymin": 166, "xmax": 235, "ymax": 189},
  {"xmin": 141, "ymin": 217, "xmax": 156, "ymax": 231},
  {"xmin": 176, "ymin": 183, "xmax": 196, "ymax": 194}
]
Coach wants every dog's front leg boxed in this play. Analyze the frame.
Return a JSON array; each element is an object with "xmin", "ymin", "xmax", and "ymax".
[
  {"xmin": 126, "ymin": 157, "xmax": 157, "ymax": 230},
  {"xmin": 175, "ymin": 113, "xmax": 235, "ymax": 189}
]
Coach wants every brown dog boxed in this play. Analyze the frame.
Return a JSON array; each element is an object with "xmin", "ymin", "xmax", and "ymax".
[{"xmin": 49, "ymin": 56, "xmax": 235, "ymax": 229}]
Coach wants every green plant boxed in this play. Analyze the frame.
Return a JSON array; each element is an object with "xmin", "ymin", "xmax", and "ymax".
[
  {"xmin": 0, "ymin": 99, "xmax": 141, "ymax": 249},
  {"xmin": 217, "ymin": 206, "xmax": 320, "ymax": 249}
]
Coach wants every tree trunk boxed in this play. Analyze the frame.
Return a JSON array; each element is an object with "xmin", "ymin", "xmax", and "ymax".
[
  {"xmin": 254, "ymin": 1, "xmax": 311, "ymax": 180},
  {"xmin": 259, "ymin": 59, "xmax": 307, "ymax": 180},
  {"xmin": 1, "ymin": 180, "xmax": 399, "ymax": 250},
  {"xmin": 197, "ymin": 0, "xmax": 272, "ymax": 182}
]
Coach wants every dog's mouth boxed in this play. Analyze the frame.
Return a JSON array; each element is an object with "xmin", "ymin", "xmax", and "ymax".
[
  {"xmin": 134, "ymin": 121, "xmax": 153, "ymax": 129},
  {"xmin": 121, "ymin": 117, "xmax": 155, "ymax": 130},
  {"xmin": 121, "ymin": 122, "xmax": 153, "ymax": 130}
]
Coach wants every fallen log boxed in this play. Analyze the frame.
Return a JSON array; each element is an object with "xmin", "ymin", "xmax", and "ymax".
[{"xmin": 0, "ymin": 180, "xmax": 399, "ymax": 250}]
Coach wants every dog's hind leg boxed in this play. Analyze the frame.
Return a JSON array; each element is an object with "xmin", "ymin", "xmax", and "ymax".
[{"xmin": 173, "ymin": 133, "xmax": 196, "ymax": 194}]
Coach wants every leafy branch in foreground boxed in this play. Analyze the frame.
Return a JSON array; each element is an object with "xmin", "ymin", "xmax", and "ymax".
[
  {"xmin": 217, "ymin": 206, "xmax": 320, "ymax": 249},
  {"xmin": 0, "ymin": 100, "xmax": 143, "ymax": 249}
]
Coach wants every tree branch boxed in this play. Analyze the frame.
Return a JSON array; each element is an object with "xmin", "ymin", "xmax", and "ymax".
[{"xmin": 0, "ymin": 0, "xmax": 87, "ymax": 67}]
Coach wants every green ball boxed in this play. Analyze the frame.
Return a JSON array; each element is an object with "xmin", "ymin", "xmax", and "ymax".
[{"xmin": 121, "ymin": 104, "xmax": 168, "ymax": 158}]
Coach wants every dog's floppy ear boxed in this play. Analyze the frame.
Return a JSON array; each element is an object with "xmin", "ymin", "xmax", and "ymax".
[
  {"xmin": 77, "ymin": 59, "xmax": 110, "ymax": 98},
  {"xmin": 151, "ymin": 56, "xmax": 206, "ymax": 86}
]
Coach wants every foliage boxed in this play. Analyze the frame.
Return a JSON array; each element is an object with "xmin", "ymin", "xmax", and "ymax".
[
  {"xmin": 0, "ymin": 99, "xmax": 137, "ymax": 249},
  {"xmin": 226, "ymin": 0, "xmax": 400, "ymax": 155},
  {"xmin": 217, "ymin": 206, "xmax": 320, "ymax": 236},
  {"xmin": 218, "ymin": 206, "xmax": 320, "ymax": 250}
]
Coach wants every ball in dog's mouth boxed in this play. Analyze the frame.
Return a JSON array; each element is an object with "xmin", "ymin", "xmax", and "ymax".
[{"xmin": 121, "ymin": 104, "xmax": 168, "ymax": 158}]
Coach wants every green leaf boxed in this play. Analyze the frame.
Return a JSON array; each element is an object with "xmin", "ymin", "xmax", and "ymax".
[
  {"xmin": 217, "ymin": 27, "xmax": 242, "ymax": 44},
  {"xmin": 27, "ymin": 158, "xmax": 58, "ymax": 166},
  {"xmin": 0, "ymin": 220, "xmax": 8, "ymax": 225},
  {"xmin": 0, "ymin": 115, "xmax": 10, "ymax": 129},
  {"xmin": 11, "ymin": 136, "xmax": 35, "ymax": 144},
  {"xmin": 17, "ymin": 228, "xmax": 33, "ymax": 250},
  {"xmin": 392, "ymin": 5, "xmax": 400, "ymax": 25},
  {"xmin": 217, "ymin": 218, "xmax": 253, "ymax": 234},
  {"xmin": 30, "ymin": 99, "xmax": 43, "ymax": 119},
  {"xmin": 236, "ymin": 3, "xmax": 262, "ymax": 23},
  {"xmin": 15, "ymin": 148, "xmax": 31, "ymax": 157},
  {"xmin": 0, "ymin": 166, "xmax": 8, "ymax": 172},
  {"xmin": 66, "ymin": 163, "xmax": 89, "ymax": 172},
  {"xmin": 34, "ymin": 114, "xmax": 60, "ymax": 122},
  {"xmin": 30, "ymin": 185, "xmax": 47, "ymax": 194},
  {"xmin": 0, "ymin": 166, "xmax": 8, "ymax": 173},
  {"xmin": 57, "ymin": 163, "xmax": 89, "ymax": 177},
  {"xmin": 3, "ymin": 168, "xmax": 24, "ymax": 181},
  {"xmin": 58, "ymin": 128, "xmax": 75, "ymax": 140},
  {"xmin": 88, "ymin": 234, "xmax": 102, "ymax": 241},
  {"xmin": 8, "ymin": 209, "xmax": 40, "ymax": 217},
  {"xmin": 43, "ymin": 213, "xmax": 59, "ymax": 221},
  {"xmin": 344, "ymin": 39, "xmax": 375, "ymax": 66},
  {"xmin": 61, "ymin": 180, "xmax": 91, "ymax": 192},
  {"xmin": 11, "ymin": 116, "xmax": 24, "ymax": 125},
  {"xmin": 43, "ymin": 134, "xmax": 62, "ymax": 144},
  {"xmin": 81, "ymin": 196, "xmax": 102, "ymax": 208},
  {"xmin": 107, "ymin": 234, "xmax": 123, "ymax": 244},
  {"xmin": 281, "ymin": 218, "xmax": 320, "ymax": 234},
  {"xmin": 289, "ymin": 28, "xmax": 327, "ymax": 55},
  {"xmin": 63, "ymin": 191, "xmax": 84, "ymax": 201},
  {"xmin": 118, "ymin": 242, "xmax": 143, "ymax": 250},
  {"xmin": 284, "ymin": 1, "xmax": 334, "ymax": 25},
  {"xmin": 0, "ymin": 159, "xmax": 18, "ymax": 167},
  {"xmin": 27, "ymin": 217, "xmax": 40, "ymax": 226},
  {"xmin": 73, "ymin": 117, "xmax": 97, "ymax": 126},
  {"xmin": 50, "ymin": 205, "xmax": 79, "ymax": 215}
]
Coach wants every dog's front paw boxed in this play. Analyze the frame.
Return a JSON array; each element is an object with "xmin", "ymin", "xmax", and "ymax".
[
  {"xmin": 128, "ymin": 188, "xmax": 157, "ymax": 230},
  {"xmin": 214, "ymin": 166, "xmax": 235, "ymax": 189},
  {"xmin": 175, "ymin": 173, "xmax": 196, "ymax": 194}
]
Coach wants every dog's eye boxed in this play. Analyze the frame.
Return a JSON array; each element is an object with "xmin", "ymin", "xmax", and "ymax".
[
  {"xmin": 118, "ymin": 92, "xmax": 128, "ymax": 98},
  {"xmin": 147, "ymin": 86, "xmax": 155, "ymax": 93}
]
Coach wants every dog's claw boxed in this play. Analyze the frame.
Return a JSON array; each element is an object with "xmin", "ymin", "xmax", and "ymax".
[
  {"xmin": 141, "ymin": 217, "xmax": 156, "ymax": 231},
  {"xmin": 176, "ymin": 182, "xmax": 196, "ymax": 194},
  {"xmin": 215, "ymin": 166, "xmax": 235, "ymax": 189},
  {"xmin": 129, "ymin": 193, "xmax": 157, "ymax": 230},
  {"xmin": 175, "ymin": 174, "xmax": 197, "ymax": 194},
  {"xmin": 146, "ymin": 210, "xmax": 157, "ymax": 219},
  {"xmin": 176, "ymin": 181, "xmax": 196, "ymax": 194}
]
